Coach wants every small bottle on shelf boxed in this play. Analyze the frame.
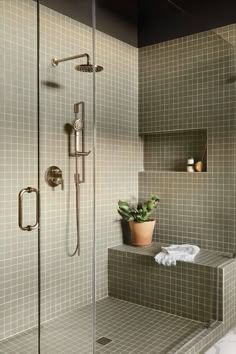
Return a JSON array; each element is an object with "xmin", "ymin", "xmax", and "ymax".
[{"xmin": 187, "ymin": 157, "xmax": 195, "ymax": 172}]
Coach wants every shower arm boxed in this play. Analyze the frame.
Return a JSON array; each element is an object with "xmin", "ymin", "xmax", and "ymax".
[{"xmin": 51, "ymin": 53, "xmax": 90, "ymax": 67}]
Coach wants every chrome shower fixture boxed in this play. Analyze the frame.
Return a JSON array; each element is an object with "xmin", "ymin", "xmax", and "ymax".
[
  {"xmin": 73, "ymin": 118, "xmax": 83, "ymax": 132},
  {"xmin": 51, "ymin": 53, "xmax": 103, "ymax": 72},
  {"xmin": 75, "ymin": 63, "xmax": 103, "ymax": 73},
  {"xmin": 68, "ymin": 101, "xmax": 91, "ymax": 258},
  {"xmin": 70, "ymin": 102, "xmax": 91, "ymax": 158},
  {"xmin": 73, "ymin": 102, "xmax": 84, "ymax": 154}
]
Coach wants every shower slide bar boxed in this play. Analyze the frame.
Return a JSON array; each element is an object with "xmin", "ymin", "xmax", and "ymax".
[
  {"xmin": 69, "ymin": 101, "xmax": 90, "ymax": 257},
  {"xmin": 70, "ymin": 101, "xmax": 91, "ymax": 159}
]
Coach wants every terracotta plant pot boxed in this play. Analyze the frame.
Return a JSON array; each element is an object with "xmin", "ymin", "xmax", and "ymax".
[{"xmin": 129, "ymin": 220, "xmax": 156, "ymax": 247}]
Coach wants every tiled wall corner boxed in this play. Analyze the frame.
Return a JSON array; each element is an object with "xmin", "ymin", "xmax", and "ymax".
[
  {"xmin": 139, "ymin": 25, "xmax": 236, "ymax": 252},
  {"xmin": 221, "ymin": 260, "xmax": 236, "ymax": 330}
]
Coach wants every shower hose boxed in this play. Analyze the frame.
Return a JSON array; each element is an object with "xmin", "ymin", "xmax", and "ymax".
[{"xmin": 69, "ymin": 146, "xmax": 80, "ymax": 257}]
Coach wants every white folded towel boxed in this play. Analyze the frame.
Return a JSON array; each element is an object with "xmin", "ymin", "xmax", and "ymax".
[{"xmin": 154, "ymin": 244, "xmax": 200, "ymax": 266}]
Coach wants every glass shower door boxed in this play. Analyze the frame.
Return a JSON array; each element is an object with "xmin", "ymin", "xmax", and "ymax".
[
  {"xmin": 38, "ymin": 1, "xmax": 95, "ymax": 353},
  {"xmin": 0, "ymin": 0, "xmax": 40, "ymax": 352}
]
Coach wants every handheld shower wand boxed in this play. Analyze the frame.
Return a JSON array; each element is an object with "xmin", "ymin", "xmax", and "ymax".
[
  {"xmin": 73, "ymin": 102, "xmax": 84, "ymax": 154},
  {"xmin": 71, "ymin": 102, "xmax": 90, "ymax": 158}
]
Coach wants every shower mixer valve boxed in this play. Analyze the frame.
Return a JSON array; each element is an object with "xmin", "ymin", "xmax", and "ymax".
[{"xmin": 45, "ymin": 166, "xmax": 64, "ymax": 190}]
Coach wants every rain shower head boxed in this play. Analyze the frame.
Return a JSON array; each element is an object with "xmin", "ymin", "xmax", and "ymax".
[
  {"xmin": 75, "ymin": 64, "xmax": 103, "ymax": 73},
  {"xmin": 51, "ymin": 53, "xmax": 103, "ymax": 73}
]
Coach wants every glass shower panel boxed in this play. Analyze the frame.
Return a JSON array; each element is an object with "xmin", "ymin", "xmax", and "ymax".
[
  {"xmin": 38, "ymin": 1, "xmax": 95, "ymax": 353},
  {"xmin": 94, "ymin": 3, "xmax": 220, "ymax": 354},
  {"xmin": 0, "ymin": 0, "xmax": 39, "ymax": 352}
]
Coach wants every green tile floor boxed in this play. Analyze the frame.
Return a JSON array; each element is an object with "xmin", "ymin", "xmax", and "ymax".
[{"xmin": 0, "ymin": 297, "xmax": 206, "ymax": 354}]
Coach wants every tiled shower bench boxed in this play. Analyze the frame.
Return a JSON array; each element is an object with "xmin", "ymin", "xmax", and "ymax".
[
  {"xmin": 108, "ymin": 243, "xmax": 236, "ymax": 353},
  {"xmin": 108, "ymin": 243, "xmax": 236, "ymax": 324}
]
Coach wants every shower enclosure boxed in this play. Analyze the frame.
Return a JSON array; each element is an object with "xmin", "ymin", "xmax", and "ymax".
[
  {"xmin": 1, "ymin": 0, "xmax": 96, "ymax": 352},
  {"xmin": 1, "ymin": 0, "xmax": 236, "ymax": 353}
]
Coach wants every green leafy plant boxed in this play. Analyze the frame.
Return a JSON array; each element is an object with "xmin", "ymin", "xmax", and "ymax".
[{"xmin": 118, "ymin": 194, "xmax": 159, "ymax": 223}]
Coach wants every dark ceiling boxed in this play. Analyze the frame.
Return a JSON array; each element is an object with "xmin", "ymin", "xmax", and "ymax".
[
  {"xmin": 138, "ymin": 0, "xmax": 236, "ymax": 46},
  {"xmin": 38, "ymin": 0, "xmax": 236, "ymax": 47}
]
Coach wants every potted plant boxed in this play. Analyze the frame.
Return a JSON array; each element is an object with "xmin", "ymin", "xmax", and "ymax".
[{"xmin": 118, "ymin": 194, "xmax": 159, "ymax": 247}]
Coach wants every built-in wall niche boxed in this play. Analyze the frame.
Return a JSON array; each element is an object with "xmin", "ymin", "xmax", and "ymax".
[{"xmin": 142, "ymin": 129, "xmax": 207, "ymax": 172}]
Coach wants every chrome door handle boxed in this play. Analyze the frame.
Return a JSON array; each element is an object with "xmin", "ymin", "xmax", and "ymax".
[{"xmin": 18, "ymin": 187, "xmax": 39, "ymax": 231}]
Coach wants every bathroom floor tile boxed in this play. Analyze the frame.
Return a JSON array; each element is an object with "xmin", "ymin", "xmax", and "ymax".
[{"xmin": 0, "ymin": 297, "xmax": 206, "ymax": 354}]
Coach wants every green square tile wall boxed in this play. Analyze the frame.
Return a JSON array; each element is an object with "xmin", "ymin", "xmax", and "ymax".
[{"xmin": 139, "ymin": 25, "xmax": 236, "ymax": 252}]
